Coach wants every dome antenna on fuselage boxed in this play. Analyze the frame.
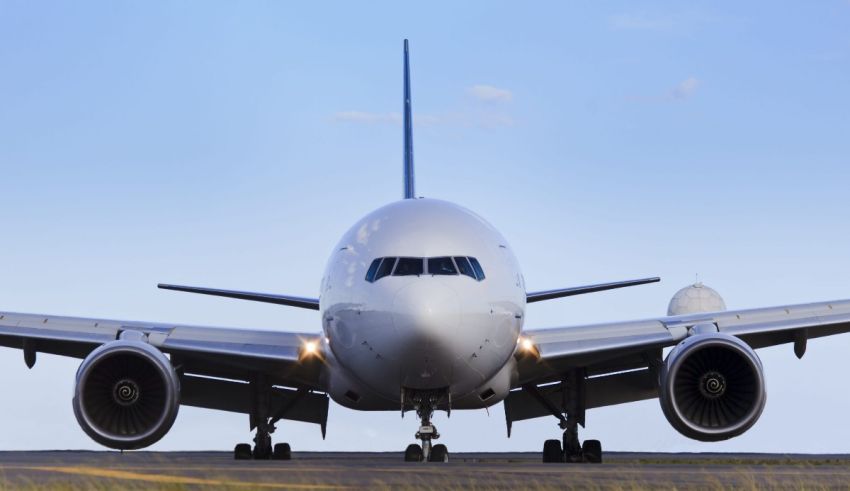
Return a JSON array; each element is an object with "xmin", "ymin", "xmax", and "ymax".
[{"xmin": 403, "ymin": 39, "xmax": 415, "ymax": 199}]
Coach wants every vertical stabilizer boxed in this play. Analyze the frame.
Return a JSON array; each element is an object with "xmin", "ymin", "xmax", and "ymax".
[{"xmin": 403, "ymin": 39, "xmax": 415, "ymax": 199}]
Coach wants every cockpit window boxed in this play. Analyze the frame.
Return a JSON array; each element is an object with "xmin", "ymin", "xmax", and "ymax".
[
  {"xmin": 454, "ymin": 256, "xmax": 476, "ymax": 279},
  {"xmin": 374, "ymin": 257, "xmax": 396, "ymax": 281},
  {"xmin": 366, "ymin": 256, "xmax": 484, "ymax": 282},
  {"xmin": 428, "ymin": 257, "xmax": 457, "ymax": 276},
  {"xmin": 393, "ymin": 257, "xmax": 424, "ymax": 276},
  {"xmin": 365, "ymin": 258, "xmax": 382, "ymax": 282},
  {"xmin": 469, "ymin": 257, "xmax": 486, "ymax": 281}
]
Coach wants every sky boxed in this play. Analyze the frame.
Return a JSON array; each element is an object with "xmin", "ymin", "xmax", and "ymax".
[{"xmin": 0, "ymin": 1, "xmax": 849, "ymax": 453}]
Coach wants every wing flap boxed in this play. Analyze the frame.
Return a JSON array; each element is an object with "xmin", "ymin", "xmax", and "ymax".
[
  {"xmin": 504, "ymin": 368, "xmax": 658, "ymax": 435},
  {"xmin": 181, "ymin": 374, "xmax": 329, "ymax": 435},
  {"xmin": 507, "ymin": 368, "xmax": 658, "ymax": 419}
]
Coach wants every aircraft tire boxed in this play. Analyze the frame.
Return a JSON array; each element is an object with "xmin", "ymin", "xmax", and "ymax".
[
  {"xmin": 582, "ymin": 440, "xmax": 602, "ymax": 464},
  {"xmin": 273, "ymin": 443, "xmax": 292, "ymax": 460},
  {"xmin": 234, "ymin": 443, "xmax": 253, "ymax": 460},
  {"xmin": 542, "ymin": 439, "xmax": 563, "ymax": 463},
  {"xmin": 404, "ymin": 443, "xmax": 423, "ymax": 462},
  {"xmin": 429, "ymin": 444, "xmax": 449, "ymax": 462}
]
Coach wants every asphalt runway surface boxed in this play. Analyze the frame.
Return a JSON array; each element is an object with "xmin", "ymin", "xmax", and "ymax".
[{"xmin": 1, "ymin": 451, "xmax": 850, "ymax": 489}]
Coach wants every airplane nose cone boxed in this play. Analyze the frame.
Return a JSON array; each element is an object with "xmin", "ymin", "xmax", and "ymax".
[{"xmin": 392, "ymin": 280, "xmax": 460, "ymax": 389}]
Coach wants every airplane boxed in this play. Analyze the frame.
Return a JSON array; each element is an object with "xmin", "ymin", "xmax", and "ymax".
[{"xmin": 2, "ymin": 40, "xmax": 850, "ymax": 464}]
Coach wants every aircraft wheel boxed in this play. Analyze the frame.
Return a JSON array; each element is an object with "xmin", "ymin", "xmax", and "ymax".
[
  {"xmin": 234, "ymin": 443, "xmax": 253, "ymax": 460},
  {"xmin": 273, "ymin": 443, "xmax": 292, "ymax": 460},
  {"xmin": 582, "ymin": 440, "xmax": 602, "ymax": 464},
  {"xmin": 542, "ymin": 439, "xmax": 563, "ymax": 463},
  {"xmin": 429, "ymin": 444, "xmax": 449, "ymax": 463},
  {"xmin": 404, "ymin": 443, "xmax": 423, "ymax": 462}
]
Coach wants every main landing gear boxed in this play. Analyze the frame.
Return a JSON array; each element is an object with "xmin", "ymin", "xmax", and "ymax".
[
  {"xmin": 403, "ymin": 390, "xmax": 449, "ymax": 463},
  {"xmin": 526, "ymin": 370, "xmax": 603, "ymax": 464},
  {"xmin": 234, "ymin": 375, "xmax": 293, "ymax": 460},
  {"xmin": 233, "ymin": 421, "xmax": 292, "ymax": 460},
  {"xmin": 540, "ymin": 419, "xmax": 602, "ymax": 464}
]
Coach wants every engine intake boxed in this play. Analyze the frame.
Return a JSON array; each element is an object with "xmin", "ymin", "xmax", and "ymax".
[
  {"xmin": 659, "ymin": 333, "xmax": 766, "ymax": 442},
  {"xmin": 73, "ymin": 340, "xmax": 180, "ymax": 450}
]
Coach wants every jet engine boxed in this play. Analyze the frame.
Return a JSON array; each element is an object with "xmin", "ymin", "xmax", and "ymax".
[
  {"xmin": 659, "ymin": 332, "xmax": 766, "ymax": 441},
  {"xmin": 72, "ymin": 339, "xmax": 180, "ymax": 450}
]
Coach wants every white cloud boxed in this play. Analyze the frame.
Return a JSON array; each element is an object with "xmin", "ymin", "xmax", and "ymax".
[
  {"xmin": 670, "ymin": 77, "xmax": 700, "ymax": 99},
  {"xmin": 468, "ymin": 85, "xmax": 513, "ymax": 102}
]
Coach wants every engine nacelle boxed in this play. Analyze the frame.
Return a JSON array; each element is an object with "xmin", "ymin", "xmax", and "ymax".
[
  {"xmin": 73, "ymin": 340, "xmax": 180, "ymax": 450},
  {"xmin": 659, "ymin": 333, "xmax": 766, "ymax": 442}
]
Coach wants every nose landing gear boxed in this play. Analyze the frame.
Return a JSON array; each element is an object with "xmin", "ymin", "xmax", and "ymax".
[{"xmin": 402, "ymin": 389, "xmax": 450, "ymax": 463}]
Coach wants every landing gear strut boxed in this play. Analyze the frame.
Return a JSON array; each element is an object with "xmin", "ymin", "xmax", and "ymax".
[
  {"xmin": 527, "ymin": 370, "xmax": 602, "ymax": 464},
  {"xmin": 558, "ymin": 411, "xmax": 601, "ymax": 463},
  {"xmin": 233, "ymin": 375, "xmax": 292, "ymax": 460},
  {"xmin": 252, "ymin": 419, "xmax": 273, "ymax": 459},
  {"xmin": 403, "ymin": 389, "xmax": 449, "ymax": 463}
]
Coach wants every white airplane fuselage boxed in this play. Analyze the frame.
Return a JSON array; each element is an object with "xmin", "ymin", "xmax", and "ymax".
[{"xmin": 320, "ymin": 198, "xmax": 526, "ymax": 410}]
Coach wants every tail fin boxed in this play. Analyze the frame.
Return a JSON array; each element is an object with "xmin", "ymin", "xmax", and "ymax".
[{"xmin": 403, "ymin": 39, "xmax": 415, "ymax": 199}]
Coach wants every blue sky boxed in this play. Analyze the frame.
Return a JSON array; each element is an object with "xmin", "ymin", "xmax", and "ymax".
[{"xmin": 1, "ymin": 1, "xmax": 849, "ymax": 452}]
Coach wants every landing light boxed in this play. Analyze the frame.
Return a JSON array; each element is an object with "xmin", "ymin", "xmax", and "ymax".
[
  {"xmin": 300, "ymin": 340, "xmax": 320, "ymax": 360},
  {"xmin": 517, "ymin": 336, "xmax": 539, "ymax": 357}
]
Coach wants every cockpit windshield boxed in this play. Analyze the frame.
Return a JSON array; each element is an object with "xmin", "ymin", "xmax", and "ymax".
[
  {"xmin": 453, "ymin": 256, "xmax": 476, "ymax": 279},
  {"xmin": 365, "ymin": 258, "xmax": 382, "ymax": 282},
  {"xmin": 365, "ymin": 256, "xmax": 485, "ymax": 282},
  {"xmin": 374, "ymin": 257, "xmax": 396, "ymax": 281},
  {"xmin": 428, "ymin": 257, "xmax": 457, "ymax": 275},
  {"xmin": 468, "ymin": 257, "xmax": 486, "ymax": 280},
  {"xmin": 394, "ymin": 257, "xmax": 424, "ymax": 276}
]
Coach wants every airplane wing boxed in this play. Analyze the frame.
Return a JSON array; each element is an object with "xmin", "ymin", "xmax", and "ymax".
[
  {"xmin": 507, "ymin": 299, "xmax": 850, "ymax": 430},
  {"xmin": 0, "ymin": 310, "xmax": 328, "ymax": 430}
]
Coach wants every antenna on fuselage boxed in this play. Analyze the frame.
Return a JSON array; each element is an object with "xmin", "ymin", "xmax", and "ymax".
[{"xmin": 403, "ymin": 39, "xmax": 415, "ymax": 199}]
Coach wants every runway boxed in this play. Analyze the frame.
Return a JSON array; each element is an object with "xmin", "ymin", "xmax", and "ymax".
[{"xmin": 1, "ymin": 451, "xmax": 849, "ymax": 489}]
